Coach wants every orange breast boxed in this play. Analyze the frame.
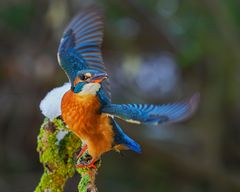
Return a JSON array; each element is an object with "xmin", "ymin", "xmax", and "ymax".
[{"xmin": 61, "ymin": 90, "xmax": 114, "ymax": 159}]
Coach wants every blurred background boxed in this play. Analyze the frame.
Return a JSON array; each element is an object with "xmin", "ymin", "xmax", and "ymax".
[{"xmin": 0, "ymin": 0, "xmax": 240, "ymax": 191}]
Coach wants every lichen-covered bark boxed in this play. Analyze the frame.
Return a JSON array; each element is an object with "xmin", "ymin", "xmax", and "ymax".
[
  {"xmin": 76, "ymin": 160, "xmax": 101, "ymax": 192},
  {"xmin": 35, "ymin": 118, "xmax": 81, "ymax": 191},
  {"xmin": 35, "ymin": 118, "xmax": 100, "ymax": 192}
]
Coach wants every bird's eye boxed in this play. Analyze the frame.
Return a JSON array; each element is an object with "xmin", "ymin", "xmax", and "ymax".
[
  {"xmin": 79, "ymin": 74, "xmax": 86, "ymax": 80},
  {"xmin": 79, "ymin": 73, "xmax": 92, "ymax": 81}
]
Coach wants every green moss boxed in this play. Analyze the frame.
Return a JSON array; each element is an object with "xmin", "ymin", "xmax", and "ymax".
[
  {"xmin": 76, "ymin": 159, "xmax": 101, "ymax": 192},
  {"xmin": 35, "ymin": 118, "xmax": 101, "ymax": 192},
  {"xmin": 35, "ymin": 118, "xmax": 81, "ymax": 192},
  {"xmin": 78, "ymin": 174, "xmax": 90, "ymax": 192}
]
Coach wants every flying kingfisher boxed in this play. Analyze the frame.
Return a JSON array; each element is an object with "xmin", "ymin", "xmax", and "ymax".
[{"xmin": 57, "ymin": 8, "xmax": 199, "ymax": 169}]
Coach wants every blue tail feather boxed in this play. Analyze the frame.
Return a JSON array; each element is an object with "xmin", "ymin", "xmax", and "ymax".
[{"xmin": 110, "ymin": 118, "xmax": 141, "ymax": 154}]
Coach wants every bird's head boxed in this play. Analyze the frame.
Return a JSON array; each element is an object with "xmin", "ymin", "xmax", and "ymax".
[{"xmin": 72, "ymin": 69, "xmax": 108, "ymax": 95}]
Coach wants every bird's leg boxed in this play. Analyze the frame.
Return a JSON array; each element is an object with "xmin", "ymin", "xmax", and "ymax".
[
  {"xmin": 76, "ymin": 151, "xmax": 100, "ymax": 170},
  {"xmin": 77, "ymin": 144, "xmax": 88, "ymax": 159},
  {"xmin": 76, "ymin": 158, "xmax": 98, "ymax": 169}
]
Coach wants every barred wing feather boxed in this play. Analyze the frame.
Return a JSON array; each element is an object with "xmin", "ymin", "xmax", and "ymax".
[
  {"xmin": 102, "ymin": 93, "xmax": 200, "ymax": 125},
  {"xmin": 57, "ymin": 7, "xmax": 111, "ymax": 100}
]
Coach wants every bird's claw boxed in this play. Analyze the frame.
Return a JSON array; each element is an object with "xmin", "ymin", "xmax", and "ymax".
[
  {"xmin": 76, "ymin": 146, "xmax": 99, "ymax": 169},
  {"xmin": 76, "ymin": 159, "xmax": 97, "ymax": 169}
]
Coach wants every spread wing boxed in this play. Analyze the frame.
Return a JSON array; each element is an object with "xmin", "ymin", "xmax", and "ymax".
[
  {"xmin": 57, "ymin": 7, "xmax": 111, "ymax": 99},
  {"xmin": 102, "ymin": 93, "xmax": 200, "ymax": 125}
]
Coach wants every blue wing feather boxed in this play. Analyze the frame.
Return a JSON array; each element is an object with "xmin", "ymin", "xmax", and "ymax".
[
  {"xmin": 102, "ymin": 93, "xmax": 200, "ymax": 125},
  {"xmin": 57, "ymin": 7, "xmax": 111, "ymax": 100}
]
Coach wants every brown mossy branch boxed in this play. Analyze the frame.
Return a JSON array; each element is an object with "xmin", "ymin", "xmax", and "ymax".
[
  {"xmin": 76, "ymin": 159, "xmax": 101, "ymax": 192},
  {"xmin": 35, "ymin": 118, "xmax": 101, "ymax": 192}
]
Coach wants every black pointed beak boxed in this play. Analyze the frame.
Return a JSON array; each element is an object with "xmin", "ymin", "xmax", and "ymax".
[{"xmin": 89, "ymin": 72, "xmax": 108, "ymax": 83}]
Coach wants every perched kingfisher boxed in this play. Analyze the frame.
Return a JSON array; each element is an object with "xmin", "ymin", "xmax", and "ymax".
[{"xmin": 57, "ymin": 8, "xmax": 199, "ymax": 169}]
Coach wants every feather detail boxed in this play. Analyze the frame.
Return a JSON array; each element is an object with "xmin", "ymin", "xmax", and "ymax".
[
  {"xmin": 101, "ymin": 93, "xmax": 200, "ymax": 125},
  {"xmin": 57, "ymin": 7, "xmax": 111, "ymax": 101},
  {"xmin": 111, "ymin": 118, "xmax": 141, "ymax": 153},
  {"xmin": 61, "ymin": 90, "xmax": 114, "ymax": 159}
]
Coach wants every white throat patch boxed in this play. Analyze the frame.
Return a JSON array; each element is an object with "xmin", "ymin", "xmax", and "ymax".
[{"xmin": 78, "ymin": 83, "xmax": 101, "ymax": 95}]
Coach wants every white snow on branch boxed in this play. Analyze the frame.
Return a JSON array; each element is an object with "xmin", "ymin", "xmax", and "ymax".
[
  {"xmin": 56, "ymin": 129, "xmax": 69, "ymax": 144},
  {"xmin": 40, "ymin": 83, "xmax": 71, "ymax": 120}
]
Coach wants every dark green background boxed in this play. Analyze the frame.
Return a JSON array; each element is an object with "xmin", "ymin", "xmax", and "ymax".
[{"xmin": 0, "ymin": 0, "xmax": 240, "ymax": 191}]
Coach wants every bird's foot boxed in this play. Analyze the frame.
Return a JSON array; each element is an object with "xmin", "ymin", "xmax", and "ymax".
[
  {"xmin": 77, "ymin": 144, "xmax": 88, "ymax": 159},
  {"xmin": 76, "ymin": 158, "xmax": 98, "ymax": 169}
]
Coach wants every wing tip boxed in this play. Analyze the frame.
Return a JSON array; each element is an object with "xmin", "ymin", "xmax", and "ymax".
[
  {"xmin": 166, "ymin": 92, "xmax": 200, "ymax": 124},
  {"xmin": 64, "ymin": 6, "xmax": 104, "ymax": 34},
  {"xmin": 189, "ymin": 92, "xmax": 200, "ymax": 113},
  {"xmin": 179, "ymin": 92, "xmax": 200, "ymax": 122}
]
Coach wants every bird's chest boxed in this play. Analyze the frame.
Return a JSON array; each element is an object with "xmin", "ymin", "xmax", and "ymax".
[{"xmin": 61, "ymin": 90, "xmax": 102, "ymax": 139}]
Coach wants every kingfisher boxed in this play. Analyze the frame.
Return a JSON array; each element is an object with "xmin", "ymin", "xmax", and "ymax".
[{"xmin": 57, "ymin": 8, "xmax": 199, "ymax": 169}]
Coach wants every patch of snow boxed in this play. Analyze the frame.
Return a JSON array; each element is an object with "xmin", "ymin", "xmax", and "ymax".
[
  {"xmin": 40, "ymin": 82, "xmax": 71, "ymax": 120},
  {"xmin": 56, "ymin": 129, "xmax": 69, "ymax": 144}
]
